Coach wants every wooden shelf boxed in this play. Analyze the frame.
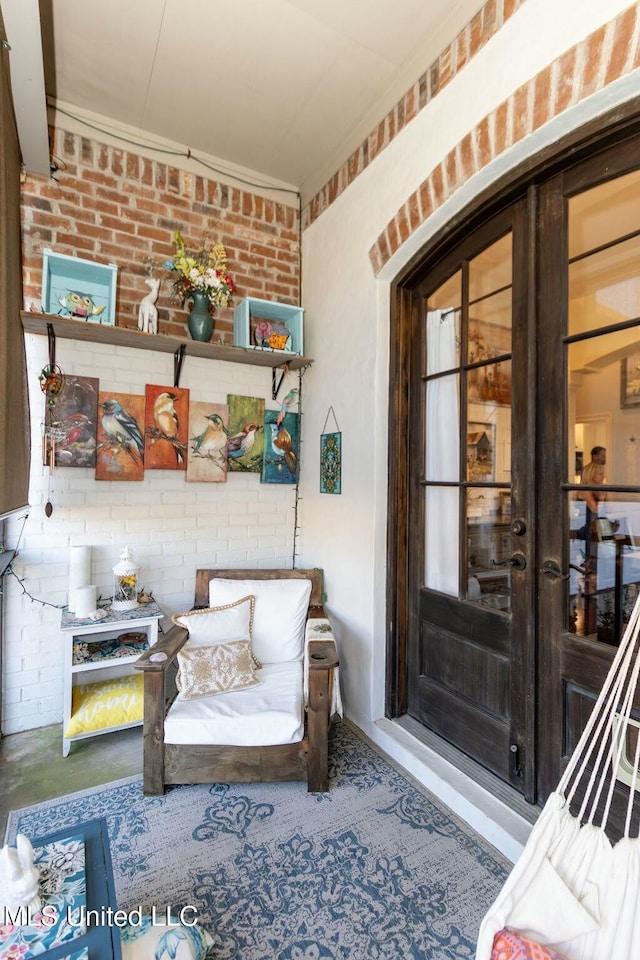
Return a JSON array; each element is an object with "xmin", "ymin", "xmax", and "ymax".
[{"xmin": 21, "ymin": 312, "xmax": 312, "ymax": 370}]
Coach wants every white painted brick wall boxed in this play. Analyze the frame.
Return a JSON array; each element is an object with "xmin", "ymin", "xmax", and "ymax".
[{"xmin": 2, "ymin": 332, "xmax": 301, "ymax": 734}]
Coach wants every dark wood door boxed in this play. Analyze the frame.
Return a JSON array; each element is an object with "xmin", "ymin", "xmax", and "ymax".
[
  {"xmin": 406, "ymin": 200, "xmax": 536, "ymax": 800},
  {"xmin": 399, "ymin": 136, "xmax": 640, "ymax": 813},
  {"xmin": 536, "ymin": 141, "xmax": 640, "ymax": 812}
]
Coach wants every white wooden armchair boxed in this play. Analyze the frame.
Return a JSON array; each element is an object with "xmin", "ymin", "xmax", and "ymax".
[{"xmin": 135, "ymin": 569, "xmax": 339, "ymax": 796}]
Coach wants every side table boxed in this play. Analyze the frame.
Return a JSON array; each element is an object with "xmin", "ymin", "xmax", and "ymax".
[{"xmin": 60, "ymin": 600, "xmax": 163, "ymax": 757}]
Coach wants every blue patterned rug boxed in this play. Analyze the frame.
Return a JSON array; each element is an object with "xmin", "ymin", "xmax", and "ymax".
[{"xmin": 6, "ymin": 722, "xmax": 509, "ymax": 959}]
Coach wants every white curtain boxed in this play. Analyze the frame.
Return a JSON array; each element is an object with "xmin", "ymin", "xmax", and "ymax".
[{"xmin": 425, "ymin": 310, "xmax": 459, "ymax": 594}]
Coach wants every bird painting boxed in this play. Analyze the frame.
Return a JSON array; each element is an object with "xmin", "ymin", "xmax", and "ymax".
[
  {"xmin": 46, "ymin": 375, "xmax": 98, "ymax": 469},
  {"xmin": 262, "ymin": 410, "xmax": 299, "ymax": 484},
  {"xmin": 226, "ymin": 394, "xmax": 265, "ymax": 474},
  {"xmin": 96, "ymin": 392, "xmax": 146, "ymax": 481},
  {"xmin": 144, "ymin": 385, "xmax": 189, "ymax": 470},
  {"xmin": 186, "ymin": 401, "xmax": 229, "ymax": 483}
]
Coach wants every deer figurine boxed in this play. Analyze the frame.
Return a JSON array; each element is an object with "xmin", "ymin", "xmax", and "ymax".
[
  {"xmin": 138, "ymin": 277, "xmax": 160, "ymax": 334},
  {"xmin": 0, "ymin": 834, "xmax": 41, "ymax": 914}
]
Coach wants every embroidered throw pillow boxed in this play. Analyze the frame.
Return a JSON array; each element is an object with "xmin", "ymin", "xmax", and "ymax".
[{"xmin": 176, "ymin": 638, "xmax": 261, "ymax": 699}]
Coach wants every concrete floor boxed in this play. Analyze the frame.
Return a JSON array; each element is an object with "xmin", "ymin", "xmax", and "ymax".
[{"xmin": 0, "ymin": 724, "xmax": 143, "ymax": 839}]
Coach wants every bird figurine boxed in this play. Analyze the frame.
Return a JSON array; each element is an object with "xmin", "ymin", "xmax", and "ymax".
[
  {"xmin": 100, "ymin": 398, "xmax": 144, "ymax": 462},
  {"xmin": 191, "ymin": 412, "xmax": 228, "ymax": 464},
  {"xmin": 276, "ymin": 388, "xmax": 299, "ymax": 426},
  {"xmin": 58, "ymin": 290, "xmax": 105, "ymax": 320},
  {"xmin": 268, "ymin": 422, "xmax": 297, "ymax": 474},
  {"xmin": 227, "ymin": 422, "xmax": 262, "ymax": 461},
  {"xmin": 152, "ymin": 391, "xmax": 185, "ymax": 464}
]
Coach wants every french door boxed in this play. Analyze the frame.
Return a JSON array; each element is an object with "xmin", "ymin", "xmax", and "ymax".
[{"xmin": 392, "ymin": 131, "xmax": 640, "ymax": 810}]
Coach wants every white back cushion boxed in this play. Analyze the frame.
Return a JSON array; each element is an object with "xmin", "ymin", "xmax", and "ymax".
[
  {"xmin": 172, "ymin": 595, "xmax": 254, "ymax": 647},
  {"xmin": 209, "ymin": 578, "xmax": 311, "ymax": 663}
]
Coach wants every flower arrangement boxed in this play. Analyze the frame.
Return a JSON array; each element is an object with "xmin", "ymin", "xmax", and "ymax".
[{"xmin": 165, "ymin": 231, "xmax": 235, "ymax": 309}]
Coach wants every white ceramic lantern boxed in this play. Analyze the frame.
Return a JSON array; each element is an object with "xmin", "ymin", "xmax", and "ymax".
[{"xmin": 112, "ymin": 546, "xmax": 139, "ymax": 611}]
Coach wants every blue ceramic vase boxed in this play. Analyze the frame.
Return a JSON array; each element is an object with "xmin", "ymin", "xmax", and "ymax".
[{"xmin": 187, "ymin": 290, "xmax": 213, "ymax": 342}]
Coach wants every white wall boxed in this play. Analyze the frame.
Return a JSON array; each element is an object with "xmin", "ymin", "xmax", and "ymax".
[
  {"xmin": 3, "ymin": 333, "xmax": 299, "ymax": 733},
  {"xmin": 298, "ymin": 0, "xmax": 639, "ymax": 852}
]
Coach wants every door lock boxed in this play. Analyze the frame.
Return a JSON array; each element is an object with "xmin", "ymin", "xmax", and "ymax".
[
  {"xmin": 491, "ymin": 552, "xmax": 526, "ymax": 571},
  {"xmin": 511, "ymin": 518, "xmax": 527, "ymax": 536},
  {"xmin": 541, "ymin": 560, "xmax": 570, "ymax": 580},
  {"xmin": 510, "ymin": 743, "xmax": 522, "ymax": 777}
]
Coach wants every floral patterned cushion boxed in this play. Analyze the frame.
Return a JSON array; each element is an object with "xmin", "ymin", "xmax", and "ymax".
[{"xmin": 491, "ymin": 928, "xmax": 569, "ymax": 960}]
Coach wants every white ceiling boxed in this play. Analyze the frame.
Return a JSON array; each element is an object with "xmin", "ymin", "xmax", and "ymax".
[{"xmin": 3, "ymin": 0, "xmax": 482, "ymax": 200}]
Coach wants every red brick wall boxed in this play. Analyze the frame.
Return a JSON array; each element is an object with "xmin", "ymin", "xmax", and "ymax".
[
  {"xmin": 368, "ymin": 3, "xmax": 640, "ymax": 276},
  {"xmin": 21, "ymin": 128, "xmax": 300, "ymax": 341}
]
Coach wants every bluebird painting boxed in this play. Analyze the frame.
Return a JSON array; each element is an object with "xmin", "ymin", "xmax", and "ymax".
[
  {"xmin": 186, "ymin": 401, "xmax": 229, "ymax": 483},
  {"xmin": 226, "ymin": 395, "xmax": 265, "ymax": 474},
  {"xmin": 96, "ymin": 391, "xmax": 145, "ymax": 481},
  {"xmin": 262, "ymin": 409, "xmax": 299, "ymax": 484},
  {"xmin": 144, "ymin": 384, "xmax": 189, "ymax": 470}
]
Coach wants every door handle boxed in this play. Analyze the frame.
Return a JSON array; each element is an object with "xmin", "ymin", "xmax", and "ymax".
[
  {"xmin": 541, "ymin": 560, "xmax": 570, "ymax": 580},
  {"xmin": 491, "ymin": 553, "xmax": 526, "ymax": 571}
]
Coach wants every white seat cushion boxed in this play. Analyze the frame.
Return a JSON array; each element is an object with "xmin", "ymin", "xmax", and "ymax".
[
  {"xmin": 208, "ymin": 578, "xmax": 312, "ymax": 664},
  {"xmin": 164, "ymin": 661, "xmax": 304, "ymax": 746}
]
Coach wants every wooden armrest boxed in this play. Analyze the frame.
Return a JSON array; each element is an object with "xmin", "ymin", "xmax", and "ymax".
[
  {"xmin": 135, "ymin": 624, "xmax": 188, "ymax": 671},
  {"xmin": 308, "ymin": 604, "xmax": 326, "ymax": 619},
  {"xmin": 307, "ymin": 638, "xmax": 339, "ymax": 670}
]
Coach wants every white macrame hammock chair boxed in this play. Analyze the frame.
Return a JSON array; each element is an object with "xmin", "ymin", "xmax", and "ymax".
[{"xmin": 476, "ymin": 592, "xmax": 640, "ymax": 960}]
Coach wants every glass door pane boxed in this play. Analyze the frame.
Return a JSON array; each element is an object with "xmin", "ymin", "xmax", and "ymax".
[
  {"xmin": 465, "ymin": 235, "xmax": 513, "ymax": 609},
  {"xmin": 566, "ymin": 170, "xmax": 640, "ymax": 643}
]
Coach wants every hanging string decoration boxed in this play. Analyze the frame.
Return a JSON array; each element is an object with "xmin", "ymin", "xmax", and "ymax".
[
  {"xmin": 320, "ymin": 407, "xmax": 342, "ymax": 495},
  {"xmin": 39, "ymin": 363, "xmax": 67, "ymax": 517}
]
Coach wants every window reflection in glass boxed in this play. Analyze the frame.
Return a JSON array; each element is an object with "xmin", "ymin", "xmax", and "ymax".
[
  {"xmin": 426, "ymin": 271, "xmax": 461, "ymax": 374},
  {"xmin": 568, "ymin": 337, "xmax": 640, "ymax": 487},
  {"xmin": 568, "ymin": 234, "xmax": 640, "ymax": 336},
  {"xmin": 425, "ymin": 486, "xmax": 459, "ymax": 595},
  {"xmin": 568, "ymin": 168, "xmax": 640, "ymax": 260},
  {"xmin": 466, "ymin": 389, "xmax": 511, "ymax": 483},
  {"xmin": 468, "ymin": 233, "xmax": 512, "ymax": 302},
  {"xmin": 426, "ymin": 374, "xmax": 460, "ymax": 481},
  {"xmin": 468, "ymin": 289, "xmax": 512, "ymax": 363},
  {"xmin": 466, "ymin": 488, "xmax": 511, "ymax": 612},
  {"xmin": 568, "ymin": 492, "xmax": 640, "ymax": 644},
  {"xmin": 468, "ymin": 235, "xmax": 512, "ymax": 366}
]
